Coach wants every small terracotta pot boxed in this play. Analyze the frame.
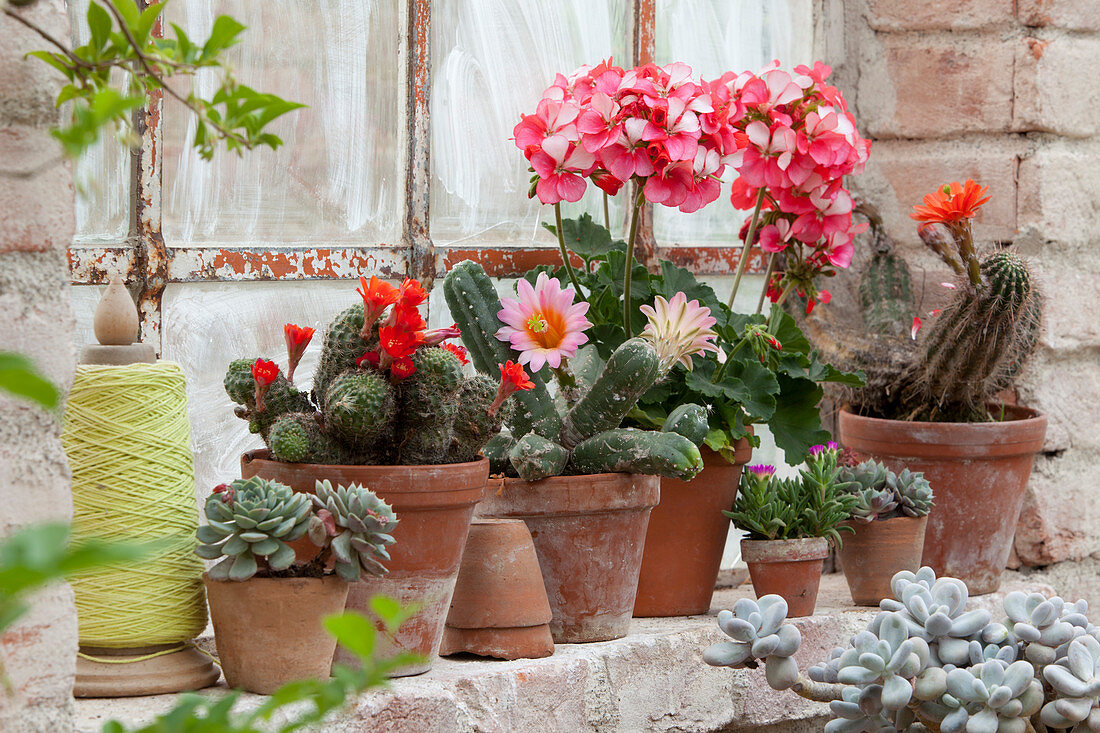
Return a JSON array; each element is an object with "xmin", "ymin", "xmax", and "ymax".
[
  {"xmin": 203, "ymin": 574, "xmax": 348, "ymax": 694},
  {"xmin": 740, "ymin": 537, "xmax": 828, "ymax": 617},
  {"xmin": 838, "ymin": 406, "xmax": 1047, "ymax": 595},
  {"xmin": 837, "ymin": 515, "xmax": 928, "ymax": 606},
  {"xmin": 439, "ymin": 518, "xmax": 554, "ymax": 660},
  {"xmin": 634, "ymin": 441, "xmax": 753, "ymax": 617},
  {"xmin": 477, "ymin": 472, "xmax": 659, "ymax": 643},
  {"xmin": 240, "ymin": 451, "xmax": 487, "ymax": 675}
]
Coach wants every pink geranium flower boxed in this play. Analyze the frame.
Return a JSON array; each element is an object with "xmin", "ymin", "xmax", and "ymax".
[
  {"xmin": 528, "ymin": 136, "xmax": 595, "ymax": 204},
  {"xmin": 495, "ymin": 273, "xmax": 592, "ymax": 373}
]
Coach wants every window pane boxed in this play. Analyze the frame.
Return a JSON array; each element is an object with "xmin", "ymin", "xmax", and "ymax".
[
  {"xmin": 68, "ymin": 0, "xmax": 130, "ymax": 245},
  {"xmin": 430, "ymin": 0, "xmax": 631, "ymax": 246},
  {"xmin": 162, "ymin": 1, "xmax": 403, "ymax": 247},
  {"xmin": 653, "ymin": 0, "xmax": 814, "ymax": 246}
]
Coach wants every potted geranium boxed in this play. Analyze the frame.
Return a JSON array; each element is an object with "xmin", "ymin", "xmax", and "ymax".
[
  {"xmin": 822, "ymin": 181, "xmax": 1047, "ymax": 594},
  {"xmin": 224, "ymin": 275, "xmax": 528, "ymax": 674},
  {"xmin": 724, "ymin": 443, "xmax": 856, "ymax": 617},
  {"xmin": 196, "ymin": 476, "xmax": 396, "ymax": 693},
  {"xmin": 834, "ymin": 458, "xmax": 934, "ymax": 605},
  {"xmin": 499, "ymin": 58, "xmax": 868, "ymax": 617}
]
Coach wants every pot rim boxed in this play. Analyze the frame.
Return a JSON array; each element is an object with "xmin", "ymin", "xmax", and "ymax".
[
  {"xmin": 838, "ymin": 405, "xmax": 1047, "ymax": 455},
  {"xmin": 479, "ymin": 472, "xmax": 660, "ymax": 517},
  {"xmin": 201, "ymin": 572, "xmax": 348, "ymax": 587},
  {"xmin": 740, "ymin": 536, "xmax": 829, "ymax": 562}
]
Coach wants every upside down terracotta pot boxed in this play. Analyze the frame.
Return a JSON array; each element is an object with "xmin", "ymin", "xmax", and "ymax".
[
  {"xmin": 439, "ymin": 518, "xmax": 554, "ymax": 660},
  {"xmin": 741, "ymin": 537, "xmax": 828, "ymax": 617},
  {"xmin": 203, "ymin": 574, "xmax": 348, "ymax": 694},
  {"xmin": 634, "ymin": 440, "xmax": 753, "ymax": 617},
  {"xmin": 477, "ymin": 472, "xmax": 660, "ymax": 643},
  {"xmin": 838, "ymin": 406, "xmax": 1047, "ymax": 595},
  {"xmin": 837, "ymin": 515, "xmax": 928, "ymax": 606},
  {"xmin": 240, "ymin": 450, "xmax": 487, "ymax": 675}
]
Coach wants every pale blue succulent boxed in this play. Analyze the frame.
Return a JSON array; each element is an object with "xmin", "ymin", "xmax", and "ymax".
[
  {"xmin": 937, "ymin": 660, "xmax": 1043, "ymax": 733},
  {"xmin": 834, "ymin": 615, "xmax": 931, "ymax": 712},
  {"xmin": 1002, "ymin": 590, "xmax": 1092, "ymax": 666},
  {"xmin": 703, "ymin": 595, "xmax": 802, "ymax": 690},
  {"xmin": 880, "ymin": 568, "xmax": 990, "ymax": 666},
  {"xmin": 1041, "ymin": 634, "xmax": 1100, "ymax": 730}
]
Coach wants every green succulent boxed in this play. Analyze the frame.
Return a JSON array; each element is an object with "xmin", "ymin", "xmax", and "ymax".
[
  {"xmin": 195, "ymin": 476, "xmax": 313, "ymax": 581},
  {"xmin": 837, "ymin": 460, "xmax": 897, "ymax": 521},
  {"xmin": 889, "ymin": 468, "xmax": 934, "ymax": 518},
  {"xmin": 308, "ymin": 480, "xmax": 398, "ymax": 582}
]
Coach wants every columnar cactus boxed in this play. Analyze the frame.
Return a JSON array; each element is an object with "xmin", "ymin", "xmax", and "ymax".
[
  {"xmin": 224, "ymin": 276, "xmax": 524, "ymax": 466},
  {"xmin": 704, "ymin": 565, "xmax": 1100, "ymax": 733},
  {"xmin": 442, "ymin": 260, "xmax": 707, "ymax": 481}
]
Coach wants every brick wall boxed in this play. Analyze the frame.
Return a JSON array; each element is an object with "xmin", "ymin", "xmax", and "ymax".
[
  {"xmin": 821, "ymin": 0, "xmax": 1100, "ymax": 567},
  {"xmin": 0, "ymin": 0, "xmax": 78, "ymax": 730}
]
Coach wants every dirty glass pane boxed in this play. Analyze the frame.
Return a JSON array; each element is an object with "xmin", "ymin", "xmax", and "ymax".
[
  {"xmin": 653, "ymin": 0, "xmax": 815, "ymax": 246},
  {"xmin": 430, "ymin": 0, "xmax": 632, "ymax": 247},
  {"xmin": 162, "ymin": 1, "xmax": 403, "ymax": 247},
  {"xmin": 68, "ymin": 0, "xmax": 130, "ymax": 246}
]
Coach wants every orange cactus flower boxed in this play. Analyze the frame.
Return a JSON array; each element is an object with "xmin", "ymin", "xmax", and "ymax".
[
  {"xmin": 250, "ymin": 358, "xmax": 279, "ymax": 412},
  {"xmin": 283, "ymin": 323, "xmax": 315, "ymax": 382},
  {"xmin": 489, "ymin": 360, "xmax": 535, "ymax": 417},
  {"xmin": 379, "ymin": 325, "xmax": 424, "ymax": 360},
  {"xmin": 910, "ymin": 179, "xmax": 991, "ymax": 225},
  {"xmin": 390, "ymin": 356, "xmax": 416, "ymax": 381},
  {"xmin": 357, "ymin": 276, "xmax": 400, "ymax": 338},
  {"xmin": 441, "ymin": 342, "xmax": 469, "ymax": 365},
  {"xmin": 398, "ymin": 278, "xmax": 428, "ymax": 307}
]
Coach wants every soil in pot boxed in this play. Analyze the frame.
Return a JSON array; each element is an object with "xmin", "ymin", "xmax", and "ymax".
[
  {"xmin": 204, "ymin": 574, "xmax": 348, "ymax": 695},
  {"xmin": 838, "ymin": 406, "xmax": 1047, "ymax": 595},
  {"xmin": 837, "ymin": 515, "xmax": 928, "ymax": 606},
  {"xmin": 634, "ymin": 440, "xmax": 752, "ymax": 617},
  {"xmin": 240, "ymin": 451, "xmax": 487, "ymax": 675},
  {"xmin": 477, "ymin": 472, "xmax": 659, "ymax": 643},
  {"xmin": 740, "ymin": 537, "xmax": 828, "ymax": 617}
]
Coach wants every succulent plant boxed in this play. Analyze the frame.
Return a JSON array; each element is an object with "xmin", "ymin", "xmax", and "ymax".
[
  {"xmin": 836, "ymin": 460, "xmax": 933, "ymax": 522},
  {"xmin": 889, "ymin": 469, "xmax": 933, "ymax": 518},
  {"xmin": 307, "ymin": 480, "xmax": 397, "ymax": 582},
  {"xmin": 224, "ymin": 276, "xmax": 524, "ymax": 466},
  {"xmin": 939, "ymin": 660, "xmax": 1043, "ymax": 733},
  {"xmin": 703, "ymin": 595, "xmax": 803, "ymax": 690},
  {"xmin": 1040, "ymin": 635, "xmax": 1100, "ymax": 729},
  {"xmin": 195, "ymin": 477, "xmax": 313, "ymax": 581},
  {"xmin": 441, "ymin": 260, "xmax": 707, "ymax": 480}
]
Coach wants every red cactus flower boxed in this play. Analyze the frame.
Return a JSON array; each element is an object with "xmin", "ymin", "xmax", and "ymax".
[
  {"xmin": 379, "ymin": 326, "xmax": 424, "ymax": 360},
  {"xmin": 357, "ymin": 350, "xmax": 380, "ymax": 369},
  {"xmin": 251, "ymin": 358, "xmax": 279, "ymax": 412},
  {"xmin": 283, "ymin": 323, "xmax": 315, "ymax": 383},
  {"xmin": 489, "ymin": 360, "xmax": 535, "ymax": 416},
  {"xmin": 390, "ymin": 356, "xmax": 416, "ymax": 381},
  {"xmin": 910, "ymin": 179, "xmax": 990, "ymax": 225},
  {"xmin": 398, "ymin": 278, "xmax": 428, "ymax": 307},
  {"xmin": 357, "ymin": 276, "xmax": 400, "ymax": 338},
  {"xmin": 441, "ymin": 342, "xmax": 469, "ymax": 365},
  {"xmin": 386, "ymin": 301, "xmax": 427, "ymax": 333}
]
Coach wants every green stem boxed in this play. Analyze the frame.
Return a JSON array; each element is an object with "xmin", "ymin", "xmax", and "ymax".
[
  {"xmin": 623, "ymin": 189, "xmax": 645, "ymax": 337},
  {"xmin": 711, "ymin": 338, "xmax": 749, "ymax": 384},
  {"xmin": 755, "ymin": 252, "xmax": 778, "ymax": 315},
  {"xmin": 726, "ymin": 188, "xmax": 767, "ymax": 310},
  {"xmin": 550, "ymin": 359, "xmax": 582, "ymax": 407},
  {"xmin": 602, "ymin": 191, "xmax": 611, "ymax": 231},
  {"xmin": 554, "ymin": 203, "xmax": 585, "ymax": 298},
  {"xmin": 767, "ymin": 282, "xmax": 797, "ymax": 329}
]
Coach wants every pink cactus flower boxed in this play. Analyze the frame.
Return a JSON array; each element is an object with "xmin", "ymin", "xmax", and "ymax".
[{"xmin": 495, "ymin": 273, "xmax": 592, "ymax": 373}]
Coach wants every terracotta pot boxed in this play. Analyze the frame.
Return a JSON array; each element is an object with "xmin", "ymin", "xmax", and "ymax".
[
  {"xmin": 240, "ymin": 450, "xmax": 487, "ymax": 675},
  {"xmin": 439, "ymin": 518, "xmax": 554, "ymax": 660},
  {"xmin": 477, "ymin": 472, "xmax": 659, "ymax": 643},
  {"xmin": 838, "ymin": 406, "xmax": 1047, "ymax": 595},
  {"xmin": 634, "ymin": 441, "xmax": 753, "ymax": 617},
  {"xmin": 203, "ymin": 574, "xmax": 348, "ymax": 694},
  {"xmin": 837, "ymin": 515, "xmax": 929, "ymax": 606},
  {"xmin": 740, "ymin": 537, "xmax": 828, "ymax": 617}
]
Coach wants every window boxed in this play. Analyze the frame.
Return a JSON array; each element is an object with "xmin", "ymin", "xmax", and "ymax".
[{"xmin": 68, "ymin": 0, "xmax": 813, "ymax": 491}]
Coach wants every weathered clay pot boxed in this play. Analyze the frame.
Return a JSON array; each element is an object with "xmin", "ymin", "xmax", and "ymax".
[
  {"xmin": 740, "ymin": 537, "xmax": 828, "ymax": 617},
  {"xmin": 240, "ymin": 450, "xmax": 487, "ymax": 675},
  {"xmin": 439, "ymin": 518, "xmax": 554, "ymax": 660},
  {"xmin": 203, "ymin": 574, "xmax": 348, "ymax": 694},
  {"xmin": 477, "ymin": 473, "xmax": 660, "ymax": 643},
  {"xmin": 634, "ymin": 440, "xmax": 753, "ymax": 617},
  {"xmin": 838, "ymin": 406, "xmax": 1047, "ymax": 595},
  {"xmin": 837, "ymin": 515, "xmax": 929, "ymax": 606}
]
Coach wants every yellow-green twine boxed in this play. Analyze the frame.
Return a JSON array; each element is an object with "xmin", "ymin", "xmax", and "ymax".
[{"xmin": 62, "ymin": 362, "xmax": 208, "ymax": 649}]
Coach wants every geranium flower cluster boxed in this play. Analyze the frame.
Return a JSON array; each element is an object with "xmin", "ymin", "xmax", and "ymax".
[{"xmin": 354, "ymin": 276, "xmax": 464, "ymax": 381}]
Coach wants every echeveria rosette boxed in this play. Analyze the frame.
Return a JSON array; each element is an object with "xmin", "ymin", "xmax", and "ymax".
[
  {"xmin": 938, "ymin": 660, "xmax": 1042, "ymax": 733},
  {"xmin": 638, "ymin": 292, "xmax": 719, "ymax": 373},
  {"xmin": 495, "ymin": 272, "xmax": 592, "ymax": 373},
  {"xmin": 308, "ymin": 479, "xmax": 398, "ymax": 582},
  {"xmin": 834, "ymin": 615, "xmax": 930, "ymax": 713},
  {"xmin": 703, "ymin": 595, "xmax": 803, "ymax": 690},
  {"xmin": 1001, "ymin": 590, "xmax": 1091, "ymax": 666}
]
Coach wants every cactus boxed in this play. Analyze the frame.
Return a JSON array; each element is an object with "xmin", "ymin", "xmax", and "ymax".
[
  {"xmin": 836, "ymin": 460, "xmax": 933, "ymax": 522},
  {"xmin": 307, "ymin": 479, "xmax": 397, "ymax": 581},
  {"xmin": 704, "ymin": 565, "xmax": 1098, "ymax": 732},
  {"xmin": 859, "ymin": 246, "xmax": 915, "ymax": 339},
  {"xmin": 443, "ymin": 260, "xmax": 707, "ymax": 480},
  {"xmin": 195, "ymin": 476, "xmax": 313, "ymax": 581},
  {"xmin": 225, "ymin": 277, "xmax": 522, "ymax": 466},
  {"xmin": 661, "ymin": 403, "xmax": 710, "ymax": 446}
]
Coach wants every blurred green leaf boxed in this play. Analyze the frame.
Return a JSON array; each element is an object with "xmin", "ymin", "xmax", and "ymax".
[{"xmin": 0, "ymin": 352, "xmax": 60, "ymax": 409}]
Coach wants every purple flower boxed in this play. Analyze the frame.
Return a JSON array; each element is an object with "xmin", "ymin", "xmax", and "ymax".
[
  {"xmin": 826, "ymin": 440, "xmax": 839, "ymax": 450},
  {"xmin": 808, "ymin": 444, "xmax": 826, "ymax": 457},
  {"xmin": 746, "ymin": 464, "xmax": 776, "ymax": 477}
]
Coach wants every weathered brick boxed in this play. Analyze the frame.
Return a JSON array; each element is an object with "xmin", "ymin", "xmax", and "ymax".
[
  {"xmin": 1014, "ymin": 36, "xmax": 1100, "ymax": 137},
  {"xmin": 851, "ymin": 140, "xmax": 1018, "ymax": 247},
  {"xmin": 0, "ymin": 0, "xmax": 67, "ymax": 127},
  {"xmin": 1015, "ymin": 448, "xmax": 1100, "ymax": 566},
  {"xmin": 1019, "ymin": 0, "xmax": 1100, "ymax": 30},
  {"xmin": 858, "ymin": 35, "xmax": 1014, "ymax": 139},
  {"xmin": 865, "ymin": 0, "xmax": 1014, "ymax": 31},
  {"xmin": 0, "ymin": 127, "xmax": 75, "ymax": 254},
  {"xmin": 1018, "ymin": 142, "xmax": 1100, "ymax": 246}
]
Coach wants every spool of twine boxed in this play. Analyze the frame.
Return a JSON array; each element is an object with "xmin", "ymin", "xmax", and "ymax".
[{"xmin": 62, "ymin": 362, "xmax": 207, "ymax": 649}]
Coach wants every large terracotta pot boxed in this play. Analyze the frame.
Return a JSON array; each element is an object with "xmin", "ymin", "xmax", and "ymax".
[
  {"xmin": 838, "ymin": 406, "xmax": 1047, "ymax": 595},
  {"xmin": 837, "ymin": 515, "xmax": 928, "ymax": 606},
  {"xmin": 634, "ymin": 440, "xmax": 753, "ymax": 617},
  {"xmin": 740, "ymin": 537, "xmax": 828, "ymax": 617},
  {"xmin": 204, "ymin": 574, "xmax": 348, "ymax": 694},
  {"xmin": 240, "ymin": 450, "xmax": 487, "ymax": 675},
  {"xmin": 477, "ymin": 472, "xmax": 660, "ymax": 643}
]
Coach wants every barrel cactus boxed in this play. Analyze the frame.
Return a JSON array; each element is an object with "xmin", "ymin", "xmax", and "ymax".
[
  {"xmin": 308, "ymin": 479, "xmax": 397, "ymax": 581},
  {"xmin": 195, "ymin": 477, "xmax": 313, "ymax": 581},
  {"xmin": 704, "ymin": 565, "xmax": 1100, "ymax": 732},
  {"xmin": 223, "ymin": 275, "xmax": 527, "ymax": 466},
  {"xmin": 442, "ymin": 260, "xmax": 708, "ymax": 481}
]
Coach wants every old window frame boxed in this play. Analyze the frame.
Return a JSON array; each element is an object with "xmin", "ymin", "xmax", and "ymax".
[{"xmin": 66, "ymin": 0, "xmax": 763, "ymax": 352}]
